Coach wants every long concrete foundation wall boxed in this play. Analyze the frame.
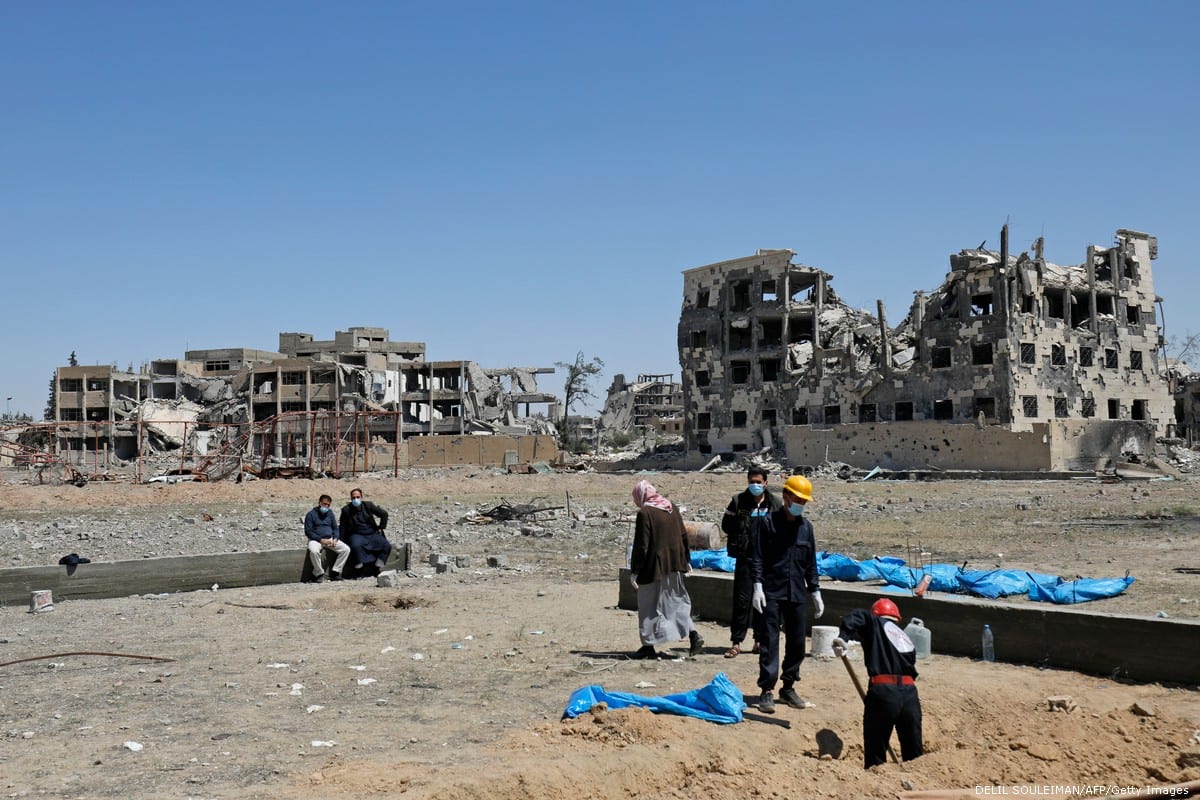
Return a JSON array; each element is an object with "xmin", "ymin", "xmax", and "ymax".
[
  {"xmin": 618, "ymin": 569, "xmax": 1199, "ymax": 685},
  {"xmin": 781, "ymin": 420, "xmax": 1157, "ymax": 472},
  {"xmin": 0, "ymin": 544, "xmax": 412, "ymax": 606},
  {"xmin": 407, "ymin": 434, "xmax": 558, "ymax": 467}
]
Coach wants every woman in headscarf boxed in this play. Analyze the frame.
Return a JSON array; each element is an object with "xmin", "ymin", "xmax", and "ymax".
[{"xmin": 629, "ymin": 479, "xmax": 704, "ymax": 659}]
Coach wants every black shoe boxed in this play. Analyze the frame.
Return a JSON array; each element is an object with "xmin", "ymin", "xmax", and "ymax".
[
  {"xmin": 759, "ymin": 690, "xmax": 775, "ymax": 714},
  {"xmin": 634, "ymin": 645, "xmax": 659, "ymax": 660},
  {"xmin": 779, "ymin": 685, "xmax": 808, "ymax": 709},
  {"xmin": 315, "ymin": 573, "xmax": 327, "ymax": 584},
  {"xmin": 688, "ymin": 630, "xmax": 704, "ymax": 656},
  {"xmin": 329, "ymin": 571, "xmax": 343, "ymax": 582}
]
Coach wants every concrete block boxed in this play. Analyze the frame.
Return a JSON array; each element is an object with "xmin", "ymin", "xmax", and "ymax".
[
  {"xmin": 486, "ymin": 555, "xmax": 508, "ymax": 568},
  {"xmin": 454, "ymin": 555, "xmax": 471, "ymax": 568},
  {"xmin": 435, "ymin": 562, "xmax": 456, "ymax": 574},
  {"xmin": 616, "ymin": 569, "xmax": 1200, "ymax": 685}
]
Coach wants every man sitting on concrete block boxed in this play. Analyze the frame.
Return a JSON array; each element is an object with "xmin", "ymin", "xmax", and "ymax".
[{"xmin": 303, "ymin": 494, "xmax": 351, "ymax": 582}]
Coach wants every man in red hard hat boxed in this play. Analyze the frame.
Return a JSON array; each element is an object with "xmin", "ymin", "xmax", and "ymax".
[{"xmin": 833, "ymin": 598, "xmax": 924, "ymax": 768}]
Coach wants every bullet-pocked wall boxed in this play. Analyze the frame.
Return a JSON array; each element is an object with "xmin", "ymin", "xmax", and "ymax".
[{"xmin": 781, "ymin": 419, "xmax": 1156, "ymax": 472}]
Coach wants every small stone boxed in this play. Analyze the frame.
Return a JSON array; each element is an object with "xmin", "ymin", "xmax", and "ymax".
[
  {"xmin": 1130, "ymin": 701, "xmax": 1156, "ymax": 717},
  {"xmin": 1027, "ymin": 744, "xmax": 1060, "ymax": 761},
  {"xmin": 1046, "ymin": 695, "xmax": 1077, "ymax": 713}
]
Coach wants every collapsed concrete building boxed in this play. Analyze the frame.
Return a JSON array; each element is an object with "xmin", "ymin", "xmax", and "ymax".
[
  {"xmin": 599, "ymin": 373, "xmax": 684, "ymax": 438},
  {"xmin": 678, "ymin": 227, "xmax": 1175, "ymax": 471},
  {"xmin": 52, "ymin": 327, "xmax": 561, "ymax": 475}
]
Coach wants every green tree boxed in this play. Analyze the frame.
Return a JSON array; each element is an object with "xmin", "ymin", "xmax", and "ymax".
[
  {"xmin": 44, "ymin": 372, "xmax": 56, "ymax": 421},
  {"xmin": 45, "ymin": 351, "xmax": 77, "ymax": 421}
]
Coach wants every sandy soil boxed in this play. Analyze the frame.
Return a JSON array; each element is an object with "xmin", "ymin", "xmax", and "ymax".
[{"xmin": 1, "ymin": 468, "xmax": 1198, "ymax": 799}]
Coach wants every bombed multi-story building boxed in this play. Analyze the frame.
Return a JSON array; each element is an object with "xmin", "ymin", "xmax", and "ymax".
[
  {"xmin": 52, "ymin": 326, "xmax": 560, "ymax": 475},
  {"xmin": 599, "ymin": 373, "xmax": 684, "ymax": 437},
  {"xmin": 678, "ymin": 228, "xmax": 1174, "ymax": 470}
]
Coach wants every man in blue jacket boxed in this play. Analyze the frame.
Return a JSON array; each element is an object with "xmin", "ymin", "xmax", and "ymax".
[
  {"xmin": 720, "ymin": 466, "xmax": 780, "ymax": 658},
  {"xmin": 303, "ymin": 494, "xmax": 350, "ymax": 582},
  {"xmin": 750, "ymin": 474, "xmax": 824, "ymax": 713}
]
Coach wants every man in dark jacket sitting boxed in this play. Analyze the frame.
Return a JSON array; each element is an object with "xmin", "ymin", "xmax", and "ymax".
[{"xmin": 339, "ymin": 488, "xmax": 392, "ymax": 578}]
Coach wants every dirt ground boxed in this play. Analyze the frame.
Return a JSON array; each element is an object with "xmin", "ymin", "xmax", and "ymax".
[{"xmin": 1, "ymin": 468, "xmax": 1199, "ymax": 799}]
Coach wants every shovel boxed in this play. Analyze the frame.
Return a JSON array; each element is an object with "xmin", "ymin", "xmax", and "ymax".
[{"xmin": 839, "ymin": 651, "xmax": 900, "ymax": 764}]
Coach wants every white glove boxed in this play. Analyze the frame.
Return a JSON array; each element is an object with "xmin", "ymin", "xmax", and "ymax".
[
  {"xmin": 810, "ymin": 590, "xmax": 825, "ymax": 619},
  {"xmin": 629, "ymin": 573, "xmax": 639, "ymax": 590},
  {"xmin": 751, "ymin": 582, "xmax": 765, "ymax": 613},
  {"xmin": 832, "ymin": 638, "xmax": 847, "ymax": 658}
]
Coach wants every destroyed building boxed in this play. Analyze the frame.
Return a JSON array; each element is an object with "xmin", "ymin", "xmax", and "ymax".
[
  {"xmin": 599, "ymin": 373, "xmax": 684, "ymax": 437},
  {"xmin": 678, "ymin": 228, "xmax": 1175, "ymax": 471},
  {"xmin": 52, "ymin": 327, "xmax": 560, "ymax": 474}
]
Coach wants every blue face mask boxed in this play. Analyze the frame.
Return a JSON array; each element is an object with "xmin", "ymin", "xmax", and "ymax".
[
  {"xmin": 747, "ymin": 483, "xmax": 765, "ymax": 497},
  {"xmin": 318, "ymin": 506, "xmax": 329, "ymax": 515},
  {"xmin": 788, "ymin": 502, "xmax": 805, "ymax": 516},
  {"xmin": 351, "ymin": 498, "xmax": 362, "ymax": 507}
]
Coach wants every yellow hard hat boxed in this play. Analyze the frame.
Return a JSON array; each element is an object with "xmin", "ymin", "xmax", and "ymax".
[{"xmin": 783, "ymin": 474, "xmax": 813, "ymax": 503}]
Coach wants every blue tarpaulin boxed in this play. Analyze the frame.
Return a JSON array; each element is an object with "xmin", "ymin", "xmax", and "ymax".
[
  {"xmin": 956, "ymin": 569, "xmax": 1060, "ymax": 598},
  {"xmin": 690, "ymin": 548, "xmax": 736, "ymax": 573},
  {"xmin": 562, "ymin": 672, "xmax": 745, "ymax": 724},
  {"xmin": 1026, "ymin": 574, "xmax": 1135, "ymax": 604},
  {"xmin": 687, "ymin": 548, "xmax": 1134, "ymax": 605}
]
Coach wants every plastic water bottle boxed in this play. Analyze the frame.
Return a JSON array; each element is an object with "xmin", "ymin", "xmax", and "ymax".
[
  {"xmin": 981, "ymin": 624, "xmax": 995, "ymax": 662},
  {"xmin": 904, "ymin": 618, "xmax": 932, "ymax": 660}
]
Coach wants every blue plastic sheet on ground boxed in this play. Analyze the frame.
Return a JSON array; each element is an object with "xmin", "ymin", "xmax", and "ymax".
[
  {"xmin": 1026, "ymin": 574, "xmax": 1135, "ymax": 604},
  {"xmin": 689, "ymin": 548, "xmax": 1133, "ymax": 605},
  {"xmin": 562, "ymin": 671, "xmax": 745, "ymax": 724},
  {"xmin": 690, "ymin": 548, "xmax": 736, "ymax": 573},
  {"xmin": 817, "ymin": 552, "xmax": 905, "ymax": 581},
  {"xmin": 956, "ymin": 569, "xmax": 1059, "ymax": 598},
  {"xmin": 817, "ymin": 551, "xmax": 867, "ymax": 580},
  {"xmin": 857, "ymin": 556, "xmax": 907, "ymax": 581}
]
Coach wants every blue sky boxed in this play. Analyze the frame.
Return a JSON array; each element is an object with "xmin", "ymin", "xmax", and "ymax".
[{"xmin": 3, "ymin": 1, "xmax": 1198, "ymax": 418}]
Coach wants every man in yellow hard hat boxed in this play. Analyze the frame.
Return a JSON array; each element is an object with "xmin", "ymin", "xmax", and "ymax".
[{"xmin": 749, "ymin": 473, "xmax": 824, "ymax": 713}]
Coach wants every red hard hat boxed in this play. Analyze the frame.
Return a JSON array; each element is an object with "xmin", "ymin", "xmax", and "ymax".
[{"xmin": 871, "ymin": 598, "xmax": 901, "ymax": 621}]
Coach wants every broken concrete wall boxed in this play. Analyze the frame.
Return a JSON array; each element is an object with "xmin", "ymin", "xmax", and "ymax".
[
  {"xmin": 1050, "ymin": 419, "xmax": 1158, "ymax": 471},
  {"xmin": 781, "ymin": 419, "xmax": 1155, "ymax": 472},
  {"xmin": 783, "ymin": 421, "xmax": 1053, "ymax": 471},
  {"xmin": 139, "ymin": 399, "xmax": 204, "ymax": 448},
  {"xmin": 407, "ymin": 434, "xmax": 558, "ymax": 467}
]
